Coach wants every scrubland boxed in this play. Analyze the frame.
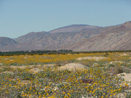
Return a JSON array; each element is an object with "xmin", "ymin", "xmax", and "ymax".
[{"xmin": 0, "ymin": 52, "xmax": 131, "ymax": 98}]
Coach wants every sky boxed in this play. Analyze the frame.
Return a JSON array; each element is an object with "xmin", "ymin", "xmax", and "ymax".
[{"xmin": 0, "ymin": 0, "xmax": 131, "ymax": 38}]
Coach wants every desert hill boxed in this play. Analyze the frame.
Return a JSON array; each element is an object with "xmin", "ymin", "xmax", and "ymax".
[{"xmin": 0, "ymin": 21, "xmax": 131, "ymax": 51}]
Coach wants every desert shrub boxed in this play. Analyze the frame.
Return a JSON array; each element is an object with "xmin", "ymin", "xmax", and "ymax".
[
  {"xmin": 20, "ymin": 72, "xmax": 35, "ymax": 80},
  {"xmin": 114, "ymin": 65, "xmax": 124, "ymax": 74}
]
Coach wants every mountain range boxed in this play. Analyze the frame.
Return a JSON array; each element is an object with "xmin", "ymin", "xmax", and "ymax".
[{"xmin": 0, "ymin": 21, "xmax": 131, "ymax": 51}]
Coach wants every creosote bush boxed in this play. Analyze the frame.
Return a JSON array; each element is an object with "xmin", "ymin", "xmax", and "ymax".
[{"xmin": 114, "ymin": 65, "xmax": 124, "ymax": 74}]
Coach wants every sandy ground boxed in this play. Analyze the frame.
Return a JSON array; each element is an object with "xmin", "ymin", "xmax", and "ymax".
[
  {"xmin": 3, "ymin": 71, "xmax": 14, "ymax": 75},
  {"xmin": 109, "ymin": 61, "xmax": 124, "ymax": 64},
  {"xmin": 76, "ymin": 56, "xmax": 107, "ymax": 61},
  {"xmin": 117, "ymin": 73, "xmax": 131, "ymax": 82},
  {"xmin": 116, "ymin": 73, "xmax": 131, "ymax": 98},
  {"xmin": 120, "ymin": 53, "xmax": 129, "ymax": 56},
  {"xmin": 57, "ymin": 63, "xmax": 87, "ymax": 72}
]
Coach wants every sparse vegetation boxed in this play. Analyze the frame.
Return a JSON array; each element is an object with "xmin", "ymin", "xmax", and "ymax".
[{"xmin": 0, "ymin": 51, "xmax": 131, "ymax": 98}]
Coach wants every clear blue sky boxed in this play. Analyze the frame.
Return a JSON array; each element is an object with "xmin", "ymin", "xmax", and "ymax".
[{"xmin": 0, "ymin": 0, "xmax": 131, "ymax": 38}]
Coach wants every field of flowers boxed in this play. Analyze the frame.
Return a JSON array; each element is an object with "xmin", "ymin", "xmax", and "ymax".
[{"xmin": 0, "ymin": 52, "xmax": 131, "ymax": 98}]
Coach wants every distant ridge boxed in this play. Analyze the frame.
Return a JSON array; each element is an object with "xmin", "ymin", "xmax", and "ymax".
[
  {"xmin": 50, "ymin": 24, "xmax": 100, "ymax": 33},
  {"xmin": 0, "ymin": 21, "xmax": 131, "ymax": 51},
  {"xmin": 69, "ymin": 21, "xmax": 131, "ymax": 51},
  {"xmin": 0, "ymin": 37, "xmax": 17, "ymax": 47}
]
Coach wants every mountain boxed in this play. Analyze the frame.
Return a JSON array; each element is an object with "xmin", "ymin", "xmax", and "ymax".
[
  {"xmin": 15, "ymin": 31, "xmax": 48, "ymax": 43},
  {"xmin": 0, "ymin": 21, "xmax": 131, "ymax": 51},
  {"xmin": 68, "ymin": 21, "xmax": 131, "ymax": 51},
  {"xmin": 12, "ymin": 25, "xmax": 103, "ymax": 51},
  {"xmin": 0, "ymin": 37, "xmax": 17, "ymax": 47},
  {"xmin": 0, "ymin": 37, "xmax": 17, "ymax": 51},
  {"xmin": 50, "ymin": 24, "xmax": 99, "ymax": 33}
]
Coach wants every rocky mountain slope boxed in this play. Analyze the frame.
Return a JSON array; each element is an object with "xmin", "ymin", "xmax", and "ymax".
[
  {"xmin": 13, "ymin": 25, "xmax": 103, "ymax": 51},
  {"xmin": 69, "ymin": 21, "xmax": 131, "ymax": 51},
  {"xmin": 49, "ymin": 24, "xmax": 99, "ymax": 33},
  {"xmin": 0, "ymin": 37, "xmax": 17, "ymax": 47},
  {"xmin": 0, "ymin": 21, "xmax": 131, "ymax": 51},
  {"xmin": 0, "ymin": 37, "xmax": 17, "ymax": 51}
]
